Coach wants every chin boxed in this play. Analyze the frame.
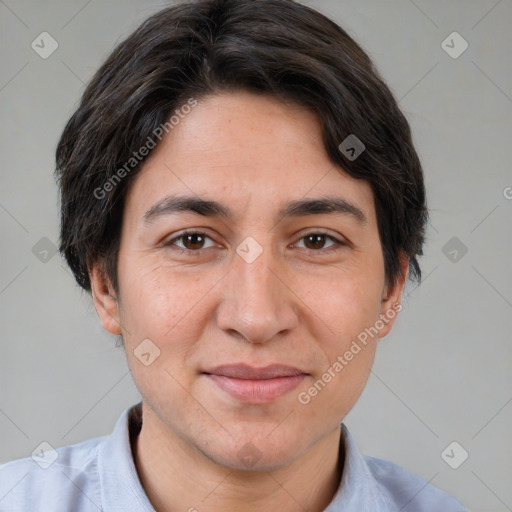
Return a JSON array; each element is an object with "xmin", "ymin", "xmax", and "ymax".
[
  {"xmin": 201, "ymin": 433, "xmax": 302, "ymax": 473},
  {"xmin": 215, "ymin": 449, "xmax": 296, "ymax": 473}
]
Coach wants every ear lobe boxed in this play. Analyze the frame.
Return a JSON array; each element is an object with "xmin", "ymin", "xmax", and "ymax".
[
  {"xmin": 378, "ymin": 253, "xmax": 409, "ymax": 338},
  {"xmin": 89, "ymin": 264, "xmax": 122, "ymax": 335}
]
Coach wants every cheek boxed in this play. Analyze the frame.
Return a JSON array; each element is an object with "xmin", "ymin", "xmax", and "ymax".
[
  {"xmin": 294, "ymin": 261, "xmax": 383, "ymax": 400},
  {"xmin": 117, "ymin": 262, "xmax": 214, "ymax": 403},
  {"xmin": 300, "ymin": 262, "xmax": 384, "ymax": 342},
  {"xmin": 301, "ymin": 282, "xmax": 380, "ymax": 418},
  {"xmin": 117, "ymin": 259, "xmax": 218, "ymax": 346}
]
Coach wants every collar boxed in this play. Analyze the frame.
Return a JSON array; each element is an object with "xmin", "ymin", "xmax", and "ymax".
[
  {"xmin": 324, "ymin": 424, "xmax": 391, "ymax": 511},
  {"xmin": 98, "ymin": 401, "xmax": 154, "ymax": 511}
]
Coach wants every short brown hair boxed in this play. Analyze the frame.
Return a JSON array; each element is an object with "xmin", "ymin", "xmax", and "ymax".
[{"xmin": 55, "ymin": 0, "xmax": 428, "ymax": 294}]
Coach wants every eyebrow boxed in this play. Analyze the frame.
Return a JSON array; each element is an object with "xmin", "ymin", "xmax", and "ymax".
[{"xmin": 142, "ymin": 194, "xmax": 367, "ymax": 225}]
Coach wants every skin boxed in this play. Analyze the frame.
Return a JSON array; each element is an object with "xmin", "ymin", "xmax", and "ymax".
[{"xmin": 90, "ymin": 90, "xmax": 408, "ymax": 512}]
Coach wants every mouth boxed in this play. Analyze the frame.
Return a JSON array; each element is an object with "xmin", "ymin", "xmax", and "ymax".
[{"xmin": 201, "ymin": 363, "xmax": 309, "ymax": 404}]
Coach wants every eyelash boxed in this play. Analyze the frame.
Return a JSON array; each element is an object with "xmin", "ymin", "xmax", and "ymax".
[{"xmin": 163, "ymin": 230, "xmax": 347, "ymax": 255}]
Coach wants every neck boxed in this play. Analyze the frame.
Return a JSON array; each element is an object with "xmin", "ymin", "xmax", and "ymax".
[{"xmin": 131, "ymin": 404, "xmax": 344, "ymax": 512}]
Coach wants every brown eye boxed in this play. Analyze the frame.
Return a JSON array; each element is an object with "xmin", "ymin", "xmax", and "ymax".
[
  {"xmin": 181, "ymin": 233, "xmax": 206, "ymax": 250},
  {"xmin": 295, "ymin": 233, "xmax": 345, "ymax": 252},
  {"xmin": 165, "ymin": 231, "xmax": 215, "ymax": 252},
  {"xmin": 304, "ymin": 234, "xmax": 328, "ymax": 250}
]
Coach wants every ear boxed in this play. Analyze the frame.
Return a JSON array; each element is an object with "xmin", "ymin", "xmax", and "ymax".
[
  {"xmin": 378, "ymin": 252, "xmax": 409, "ymax": 338},
  {"xmin": 89, "ymin": 264, "xmax": 121, "ymax": 335}
]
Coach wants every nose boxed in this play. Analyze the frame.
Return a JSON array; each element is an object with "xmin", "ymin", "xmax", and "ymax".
[{"xmin": 215, "ymin": 238, "xmax": 298, "ymax": 344}]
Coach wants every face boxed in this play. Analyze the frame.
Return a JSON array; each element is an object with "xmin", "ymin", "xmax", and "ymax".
[{"xmin": 91, "ymin": 90, "xmax": 406, "ymax": 472}]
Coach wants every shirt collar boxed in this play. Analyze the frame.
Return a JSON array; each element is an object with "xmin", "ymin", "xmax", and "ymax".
[
  {"xmin": 98, "ymin": 401, "xmax": 155, "ymax": 511},
  {"xmin": 324, "ymin": 424, "xmax": 391, "ymax": 512},
  {"xmin": 99, "ymin": 402, "xmax": 389, "ymax": 512}
]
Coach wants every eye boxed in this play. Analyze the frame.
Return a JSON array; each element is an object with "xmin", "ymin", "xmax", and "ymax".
[
  {"xmin": 164, "ymin": 231, "xmax": 216, "ymax": 252},
  {"xmin": 294, "ymin": 232, "xmax": 346, "ymax": 252},
  {"xmin": 163, "ymin": 230, "xmax": 346, "ymax": 255}
]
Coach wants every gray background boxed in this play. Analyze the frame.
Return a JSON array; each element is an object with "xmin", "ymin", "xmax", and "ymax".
[{"xmin": 1, "ymin": 1, "xmax": 511, "ymax": 510}]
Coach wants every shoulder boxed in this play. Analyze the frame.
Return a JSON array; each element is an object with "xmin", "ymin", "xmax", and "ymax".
[
  {"xmin": 0, "ymin": 435, "xmax": 105, "ymax": 512},
  {"xmin": 364, "ymin": 455, "xmax": 468, "ymax": 511}
]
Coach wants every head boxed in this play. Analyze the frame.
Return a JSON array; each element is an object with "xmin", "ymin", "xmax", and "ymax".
[{"xmin": 55, "ymin": 0, "xmax": 427, "ymax": 471}]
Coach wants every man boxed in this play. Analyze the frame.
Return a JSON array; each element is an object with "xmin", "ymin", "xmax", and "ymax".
[{"xmin": 0, "ymin": 1, "xmax": 467, "ymax": 510}]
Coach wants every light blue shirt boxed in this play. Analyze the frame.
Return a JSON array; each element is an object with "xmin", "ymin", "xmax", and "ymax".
[{"xmin": 0, "ymin": 402, "xmax": 467, "ymax": 511}]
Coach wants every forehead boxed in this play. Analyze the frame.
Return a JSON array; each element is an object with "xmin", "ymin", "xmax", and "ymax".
[{"xmin": 123, "ymin": 91, "xmax": 376, "ymax": 227}]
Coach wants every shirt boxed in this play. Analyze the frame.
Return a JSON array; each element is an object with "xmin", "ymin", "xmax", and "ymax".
[{"xmin": 0, "ymin": 402, "xmax": 467, "ymax": 511}]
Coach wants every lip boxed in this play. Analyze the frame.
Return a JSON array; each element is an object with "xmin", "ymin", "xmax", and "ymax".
[
  {"xmin": 202, "ymin": 364, "xmax": 308, "ymax": 404},
  {"xmin": 203, "ymin": 363, "xmax": 307, "ymax": 379}
]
